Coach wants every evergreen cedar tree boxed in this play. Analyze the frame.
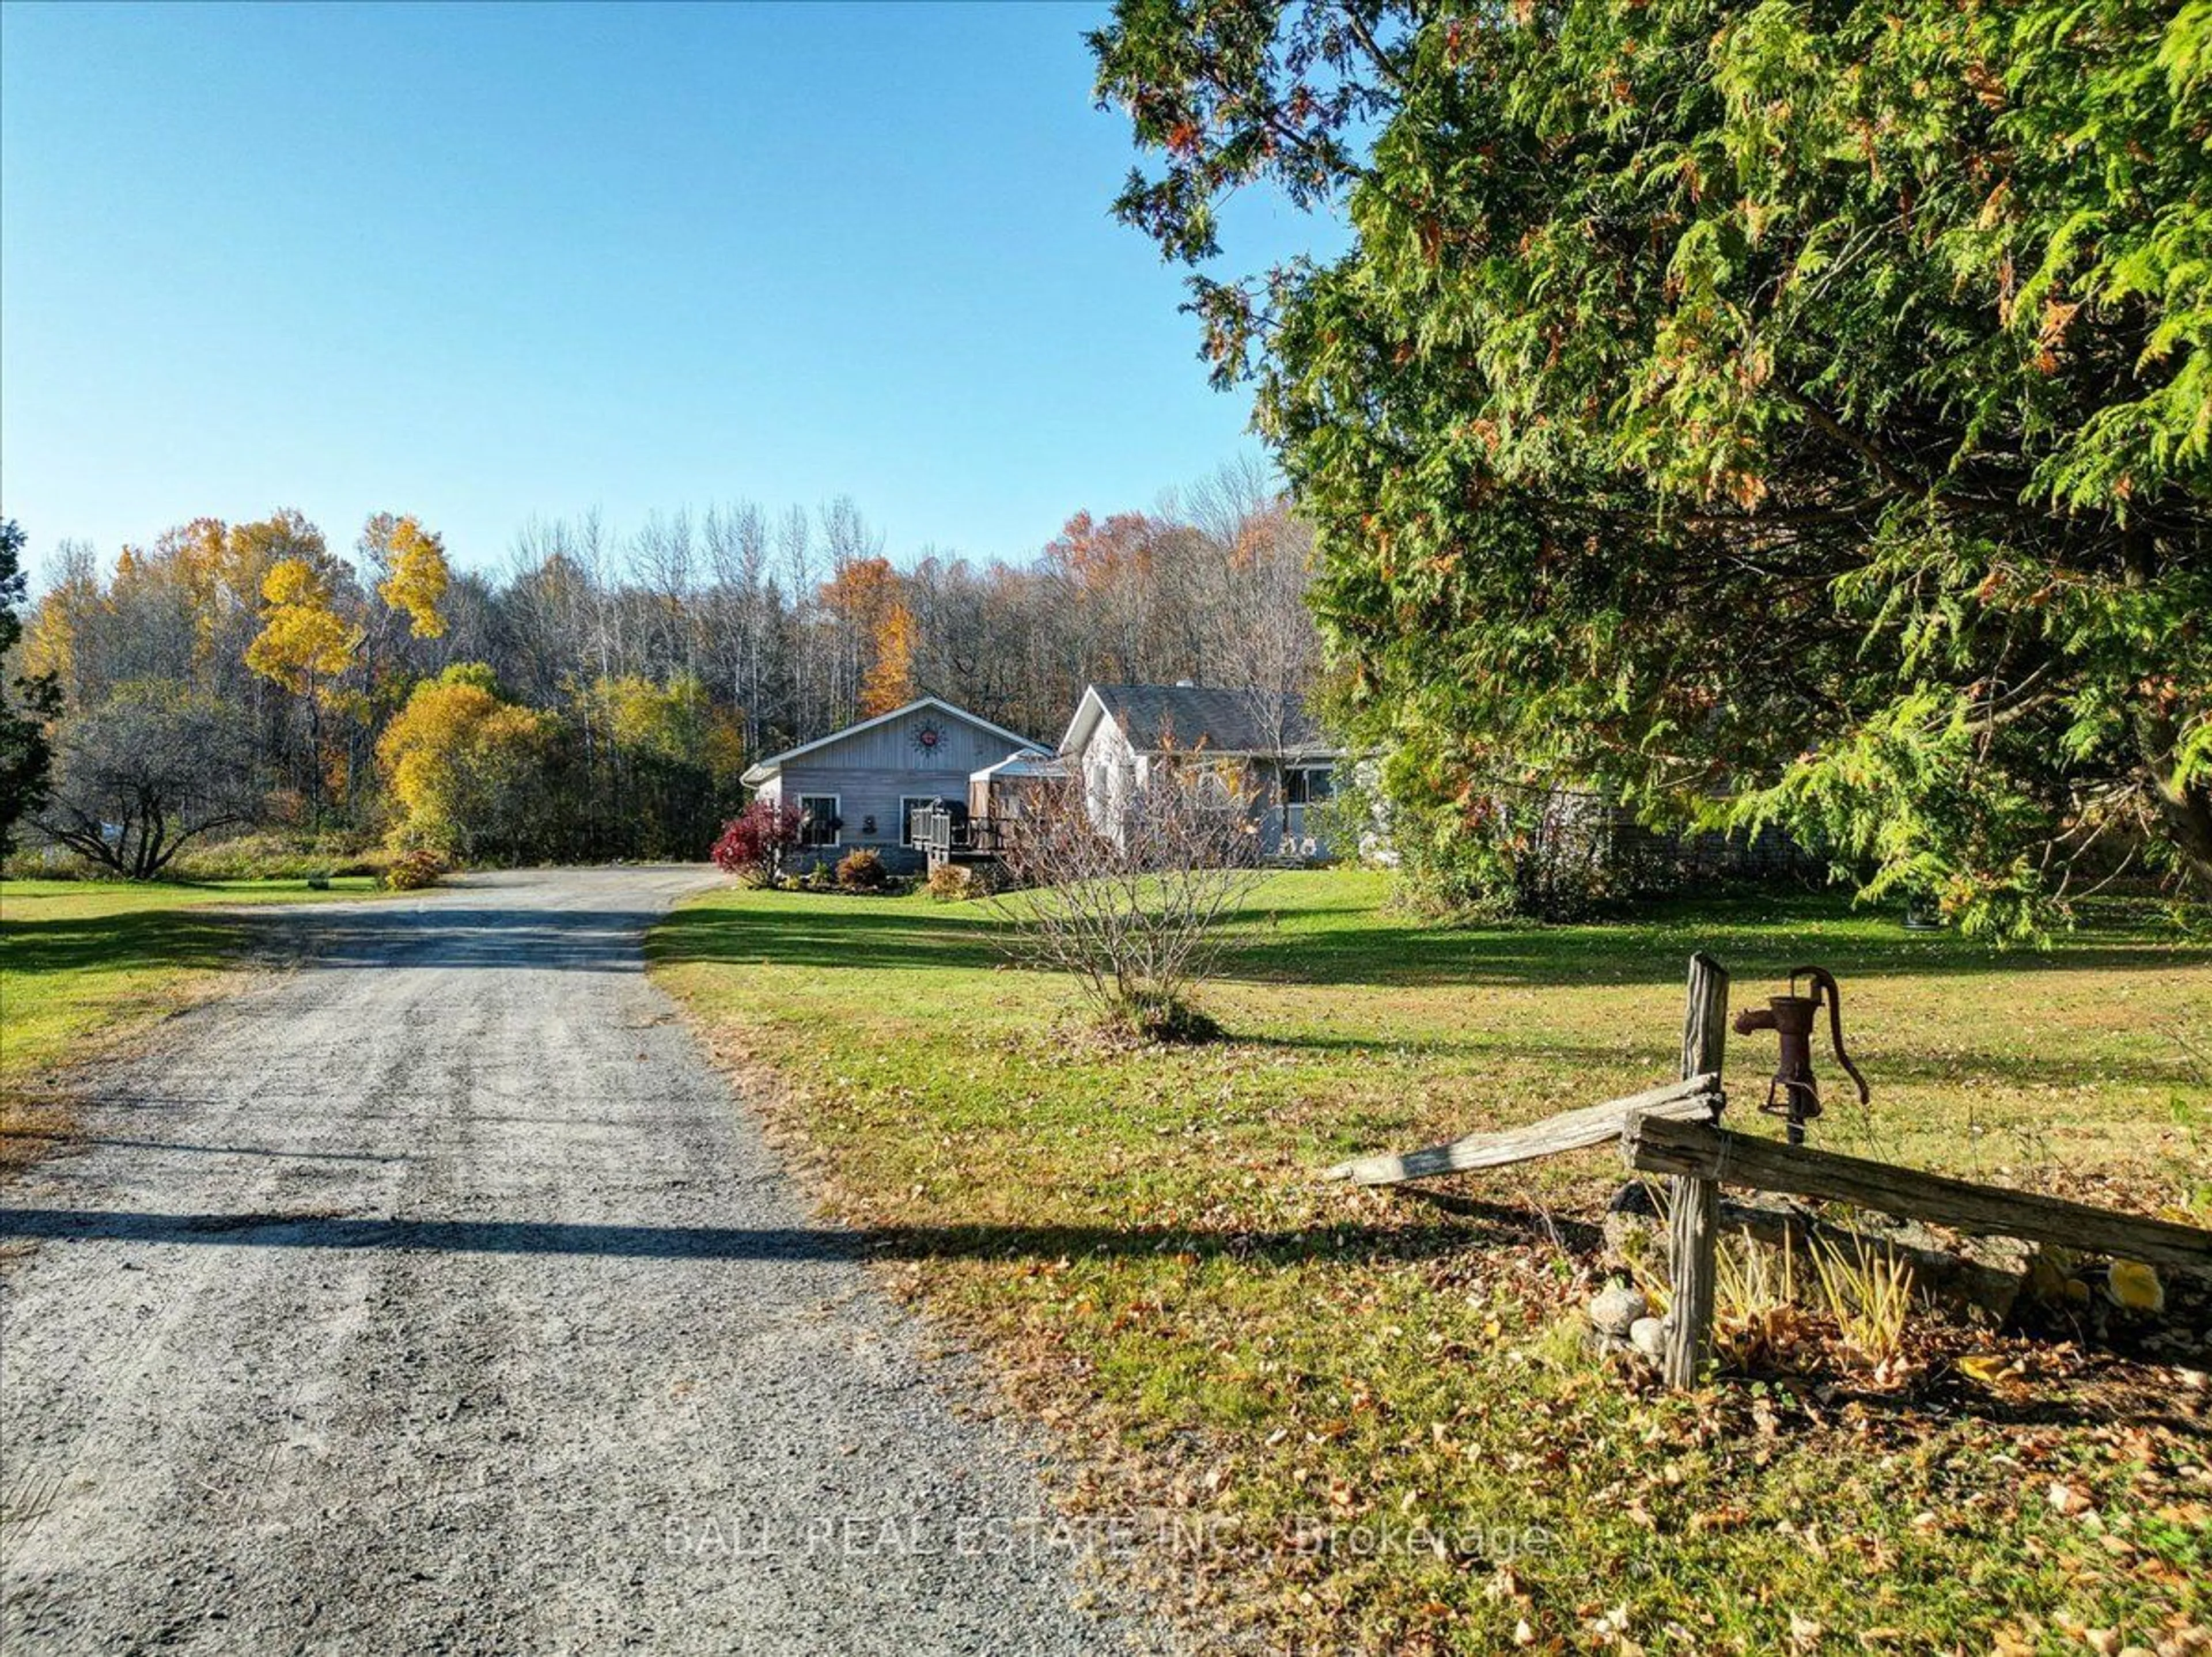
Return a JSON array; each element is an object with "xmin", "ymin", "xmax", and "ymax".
[
  {"xmin": 0, "ymin": 519, "xmax": 61, "ymax": 858},
  {"xmin": 1093, "ymin": 0, "xmax": 2210, "ymax": 935}
]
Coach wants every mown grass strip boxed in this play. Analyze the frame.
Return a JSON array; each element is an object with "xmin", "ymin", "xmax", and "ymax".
[{"xmin": 653, "ymin": 871, "xmax": 2209, "ymax": 1654}]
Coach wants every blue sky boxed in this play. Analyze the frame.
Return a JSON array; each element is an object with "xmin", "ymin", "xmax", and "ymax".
[{"xmin": 0, "ymin": 2, "xmax": 1335, "ymax": 578}]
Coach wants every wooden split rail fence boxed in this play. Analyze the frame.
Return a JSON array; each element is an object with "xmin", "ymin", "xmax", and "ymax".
[{"xmin": 1324, "ymin": 952, "xmax": 2212, "ymax": 1387}]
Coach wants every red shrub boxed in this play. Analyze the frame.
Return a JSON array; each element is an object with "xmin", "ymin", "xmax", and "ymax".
[{"xmin": 710, "ymin": 801, "xmax": 806, "ymax": 886}]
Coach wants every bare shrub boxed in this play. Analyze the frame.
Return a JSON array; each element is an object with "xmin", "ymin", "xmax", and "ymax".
[{"xmin": 991, "ymin": 761, "xmax": 1267, "ymax": 1040}]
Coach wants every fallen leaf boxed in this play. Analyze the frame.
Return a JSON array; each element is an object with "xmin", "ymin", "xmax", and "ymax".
[{"xmin": 1957, "ymin": 1352, "xmax": 2021, "ymax": 1386}]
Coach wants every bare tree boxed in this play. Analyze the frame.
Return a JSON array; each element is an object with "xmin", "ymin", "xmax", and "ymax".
[
  {"xmin": 1187, "ymin": 470, "xmax": 1324, "ymax": 842},
  {"xmin": 37, "ymin": 684, "xmax": 259, "ymax": 878},
  {"xmin": 991, "ymin": 763, "xmax": 1268, "ymax": 1040}
]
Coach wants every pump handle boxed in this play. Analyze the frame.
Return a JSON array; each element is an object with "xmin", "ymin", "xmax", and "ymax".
[{"xmin": 1789, "ymin": 965, "xmax": 1869, "ymax": 1106}]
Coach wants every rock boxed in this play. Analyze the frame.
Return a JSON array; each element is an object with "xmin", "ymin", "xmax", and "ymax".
[
  {"xmin": 1628, "ymin": 1317, "xmax": 1666, "ymax": 1360},
  {"xmin": 1588, "ymin": 1283, "xmax": 1648, "ymax": 1337},
  {"xmin": 2105, "ymin": 1259, "xmax": 2164, "ymax": 1314}
]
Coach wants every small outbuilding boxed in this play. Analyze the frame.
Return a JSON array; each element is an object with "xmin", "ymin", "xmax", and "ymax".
[{"xmin": 739, "ymin": 696, "xmax": 1040, "ymax": 874}]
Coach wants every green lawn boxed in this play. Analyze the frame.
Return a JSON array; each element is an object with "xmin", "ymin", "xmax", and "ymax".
[
  {"xmin": 650, "ymin": 869, "xmax": 2211, "ymax": 1656},
  {"xmin": 1, "ymin": 877, "xmax": 379, "ymax": 1171}
]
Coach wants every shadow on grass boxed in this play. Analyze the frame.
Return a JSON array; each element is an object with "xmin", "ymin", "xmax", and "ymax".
[
  {"xmin": 1232, "ymin": 1029, "xmax": 2198, "ymax": 1090},
  {"xmin": 648, "ymin": 891, "xmax": 2207, "ymax": 991},
  {"xmin": 7, "ymin": 1202, "xmax": 2195, "ymax": 1434},
  {"xmin": 0, "ymin": 908, "xmax": 243, "ymax": 980}
]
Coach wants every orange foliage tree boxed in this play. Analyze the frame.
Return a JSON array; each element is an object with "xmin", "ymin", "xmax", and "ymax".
[{"xmin": 860, "ymin": 601, "xmax": 918, "ymax": 715}]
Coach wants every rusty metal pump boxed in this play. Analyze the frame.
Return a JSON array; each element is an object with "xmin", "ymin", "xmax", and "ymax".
[{"xmin": 1731, "ymin": 966, "xmax": 1869, "ymax": 1145}]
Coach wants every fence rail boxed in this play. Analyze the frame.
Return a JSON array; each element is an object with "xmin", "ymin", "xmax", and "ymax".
[
  {"xmin": 1324, "ymin": 949, "xmax": 2212, "ymax": 1390},
  {"xmin": 1621, "ymin": 1112, "xmax": 2212, "ymax": 1273}
]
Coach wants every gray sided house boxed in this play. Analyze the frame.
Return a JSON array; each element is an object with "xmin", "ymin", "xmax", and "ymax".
[
  {"xmin": 1059, "ymin": 682, "xmax": 1343, "ymax": 860},
  {"xmin": 740, "ymin": 696, "xmax": 1038, "ymax": 874}
]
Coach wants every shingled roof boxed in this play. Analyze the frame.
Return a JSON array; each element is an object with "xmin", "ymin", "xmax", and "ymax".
[{"xmin": 1059, "ymin": 683, "xmax": 1334, "ymax": 757}]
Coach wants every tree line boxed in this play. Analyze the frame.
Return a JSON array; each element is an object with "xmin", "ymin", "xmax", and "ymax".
[{"xmin": 0, "ymin": 460, "xmax": 1319, "ymax": 873}]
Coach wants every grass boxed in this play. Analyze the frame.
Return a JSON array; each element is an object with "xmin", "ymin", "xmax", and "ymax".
[
  {"xmin": 650, "ymin": 868, "xmax": 2211, "ymax": 1656},
  {"xmin": 1, "ymin": 876, "xmax": 378, "ymax": 1174}
]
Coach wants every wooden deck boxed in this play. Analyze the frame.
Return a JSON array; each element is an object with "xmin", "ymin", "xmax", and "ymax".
[{"xmin": 911, "ymin": 803, "xmax": 1004, "ymax": 869}]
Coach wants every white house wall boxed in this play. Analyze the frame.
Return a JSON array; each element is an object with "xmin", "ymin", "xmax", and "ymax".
[{"xmin": 1078, "ymin": 721, "xmax": 1140, "ymax": 833}]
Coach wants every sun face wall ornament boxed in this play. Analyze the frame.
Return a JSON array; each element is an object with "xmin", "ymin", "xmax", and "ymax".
[{"xmin": 911, "ymin": 719, "xmax": 944, "ymax": 757}]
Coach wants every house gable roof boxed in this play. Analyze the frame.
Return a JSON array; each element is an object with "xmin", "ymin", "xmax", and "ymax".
[
  {"xmin": 1057, "ymin": 682, "xmax": 1335, "ymax": 759},
  {"xmin": 968, "ymin": 748, "xmax": 1061, "ymax": 783},
  {"xmin": 741, "ymin": 696, "xmax": 1039, "ymax": 787}
]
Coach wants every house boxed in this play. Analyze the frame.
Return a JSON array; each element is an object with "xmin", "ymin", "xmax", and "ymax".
[
  {"xmin": 739, "ymin": 696, "xmax": 1040, "ymax": 873},
  {"xmin": 1056, "ymin": 681, "xmax": 1344, "ymax": 859}
]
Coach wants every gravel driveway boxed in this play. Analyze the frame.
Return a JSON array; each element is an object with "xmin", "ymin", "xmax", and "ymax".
[{"xmin": 1, "ymin": 868, "xmax": 1164, "ymax": 1656}]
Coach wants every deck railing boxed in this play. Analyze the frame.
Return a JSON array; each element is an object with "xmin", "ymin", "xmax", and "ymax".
[{"xmin": 911, "ymin": 803, "xmax": 1003, "ymax": 863}]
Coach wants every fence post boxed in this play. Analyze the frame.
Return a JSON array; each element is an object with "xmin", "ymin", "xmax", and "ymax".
[{"xmin": 1664, "ymin": 953, "xmax": 1729, "ymax": 1387}]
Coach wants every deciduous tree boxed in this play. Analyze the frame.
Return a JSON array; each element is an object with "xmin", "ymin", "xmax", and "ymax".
[
  {"xmin": 376, "ymin": 664, "xmax": 556, "ymax": 862},
  {"xmin": 861, "ymin": 600, "xmax": 919, "ymax": 715},
  {"xmin": 37, "ymin": 682, "xmax": 257, "ymax": 878},
  {"xmin": 372, "ymin": 515, "xmax": 450, "ymax": 640},
  {"xmin": 246, "ymin": 555, "xmax": 362, "ymax": 821}
]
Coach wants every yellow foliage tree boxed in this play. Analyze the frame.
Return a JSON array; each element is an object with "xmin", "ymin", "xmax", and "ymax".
[
  {"xmin": 376, "ymin": 664, "xmax": 554, "ymax": 860},
  {"xmin": 375, "ymin": 516, "xmax": 450, "ymax": 640},
  {"xmin": 245, "ymin": 557, "xmax": 362, "ymax": 818},
  {"xmin": 214, "ymin": 512, "xmax": 330, "ymax": 667},
  {"xmin": 20, "ymin": 565, "xmax": 93, "ymax": 702},
  {"xmin": 246, "ymin": 559, "xmax": 358, "ymax": 693}
]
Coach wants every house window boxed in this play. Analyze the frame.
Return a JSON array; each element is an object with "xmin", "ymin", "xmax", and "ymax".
[
  {"xmin": 901, "ymin": 797, "xmax": 938, "ymax": 847},
  {"xmin": 1284, "ymin": 765, "xmax": 1336, "ymax": 806},
  {"xmin": 797, "ymin": 794, "xmax": 840, "ymax": 848}
]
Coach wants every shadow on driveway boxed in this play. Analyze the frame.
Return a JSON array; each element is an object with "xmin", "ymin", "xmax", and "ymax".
[{"xmin": 0, "ymin": 1201, "xmax": 1570, "ymax": 1264}]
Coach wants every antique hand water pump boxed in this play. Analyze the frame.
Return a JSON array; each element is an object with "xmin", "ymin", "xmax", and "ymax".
[{"xmin": 1730, "ymin": 966, "xmax": 1869, "ymax": 1144}]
